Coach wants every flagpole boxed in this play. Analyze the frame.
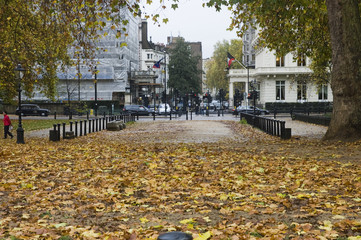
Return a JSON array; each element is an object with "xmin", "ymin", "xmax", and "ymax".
[{"xmin": 234, "ymin": 59, "xmax": 247, "ymax": 69}]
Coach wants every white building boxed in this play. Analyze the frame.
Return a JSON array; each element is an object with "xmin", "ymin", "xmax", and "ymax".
[
  {"xmin": 138, "ymin": 20, "xmax": 169, "ymax": 106},
  {"xmin": 228, "ymin": 27, "xmax": 333, "ymax": 108}
]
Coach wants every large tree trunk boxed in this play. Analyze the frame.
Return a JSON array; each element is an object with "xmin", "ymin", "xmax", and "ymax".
[{"xmin": 324, "ymin": 0, "xmax": 361, "ymax": 141}]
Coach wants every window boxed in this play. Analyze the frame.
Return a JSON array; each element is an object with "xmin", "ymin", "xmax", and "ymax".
[
  {"xmin": 297, "ymin": 81, "xmax": 307, "ymax": 101},
  {"xmin": 318, "ymin": 84, "xmax": 328, "ymax": 100},
  {"xmin": 276, "ymin": 54, "xmax": 285, "ymax": 67},
  {"xmin": 297, "ymin": 54, "xmax": 306, "ymax": 66},
  {"xmin": 147, "ymin": 54, "xmax": 150, "ymax": 59},
  {"xmin": 276, "ymin": 81, "xmax": 285, "ymax": 100}
]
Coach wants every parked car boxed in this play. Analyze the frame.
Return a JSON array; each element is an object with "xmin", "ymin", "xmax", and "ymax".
[
  {"xmin": 15, "ymin": 104, "xmax": 50, "ymax": 116},
  {"xmin": 122, "ymin": 105, "xmax": 151, "ymax": 116},
  {"xmin": 158, "ymin": 103, "xmax": 171, "ymax": 115},
  {"xmin": 233, "ymin": 106, "xmax": 270, "ymax": 115}
]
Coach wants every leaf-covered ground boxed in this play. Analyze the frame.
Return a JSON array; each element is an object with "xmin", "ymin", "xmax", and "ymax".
[{"xmin": 0, "ymin": 121, "xmax": 360, "ymax": 240}]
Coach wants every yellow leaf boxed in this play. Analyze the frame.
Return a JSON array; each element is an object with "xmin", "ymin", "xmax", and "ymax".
[
  {"xmin": 319, "ymin": 220, "xmax": 333, "ymax": 231},
  {"xmin": 203, "ymin": 217, "xmax": 211, "ymax": 222},
  {"xmin": 194, "ymin": 231, "xmax": 212, "ymax": 240},
  {"xmin": 82, "ymin": 230, "xmax": 100, "ymax": 238},
  {"xmin": 180, "ymin": 218, "xmax": 194, "ymax": 224},
  {"xmin": 219, "ymin": 193, "xmax": 228, "ymax": 201},
  {"xmin": 140, "ymin": 217, "xmax": 149, "ymax": 223}
]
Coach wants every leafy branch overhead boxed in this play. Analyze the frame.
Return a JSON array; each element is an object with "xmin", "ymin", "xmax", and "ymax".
[{"xmin": 0, "ymin": 0, "xmax": 171, "ymax": 102}]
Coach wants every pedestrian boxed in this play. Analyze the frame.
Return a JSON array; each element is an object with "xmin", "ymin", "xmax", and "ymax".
[{"xmin": 3, "ymin": 111, "xmax": 14, "ymax": 139}]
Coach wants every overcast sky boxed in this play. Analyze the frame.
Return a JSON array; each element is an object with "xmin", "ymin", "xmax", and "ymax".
[{"xmin": 141, "ymin": 0, "xmax": 239, "ymax": 59}]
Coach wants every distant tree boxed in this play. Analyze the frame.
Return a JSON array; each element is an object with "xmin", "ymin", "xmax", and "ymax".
[
  {"xmin": 205, "ymin": 39, "xmax": 242, "ymax": 91},
  {"xmin": 168, "ymin": 38, "xmax": 201, "ymax": 95}
]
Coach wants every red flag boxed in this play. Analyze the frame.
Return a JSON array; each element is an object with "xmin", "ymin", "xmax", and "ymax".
[
  {"xmin": 153, "ymin": 58, "xmax": 163, "ymax": 68},
  {"xmin": 227, "ymin": 52, "xmax": 235, "ymax": 67}
]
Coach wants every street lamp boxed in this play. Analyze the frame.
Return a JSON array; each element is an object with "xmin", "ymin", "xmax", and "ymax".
[
  {"xmin": 163, "ymin": 51, "xmax": 167, "ymax": 114},
  {"xmin": 94, "ymin": 65, "xmax": 98, "ymax": 117},
  {"xmin": 15, "ymin": 64, "xmax": 25, "ymax": 144}
]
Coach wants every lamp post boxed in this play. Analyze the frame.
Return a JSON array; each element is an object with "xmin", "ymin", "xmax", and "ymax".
[
  {"xmin": 246, "ymin": 64, "xmax": 255, "ymax": 108},
  {"xmin": 94, "ymin": 65, "xmax": 98, "ymax": 117},
  {"xmin": 163, "ymin": 51, "xmax": 167, "ymax": 115},
  {"xmin": 15, "ymin": 64, "xmax": 25, "ymax": 144}
]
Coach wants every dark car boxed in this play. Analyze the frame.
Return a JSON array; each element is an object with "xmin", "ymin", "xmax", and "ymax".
[
  {"xmin": 16, "ymin": 104, "xmax": 50, "ymax": 116},
  {"xmin": 122, "ymin": 105, "xmax": 151, "ymax": 116},
  {"xmin": 233, "ymin": 106, "xmax": 270, "ymax": 115}
]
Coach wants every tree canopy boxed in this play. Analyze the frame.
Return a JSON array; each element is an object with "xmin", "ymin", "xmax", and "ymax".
[
  {"xmin": 168, "ymin": 38, "xmax": 202, "ymax": 95},
  {"xmin": 205, "ymin": 0, "xmax": 332, "ymax": 85},
  {"xmin": 205, "ymin": 39, "xmax": 242, "ymax": 91},
  {"xmin": 205, "ymin": 0, "xmax": 361, "ymax": 141}
]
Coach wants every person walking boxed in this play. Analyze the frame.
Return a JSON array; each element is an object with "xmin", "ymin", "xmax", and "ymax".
[{"xmin": 3, "ymin": 111, "xmax": 14, "ymax": 139}]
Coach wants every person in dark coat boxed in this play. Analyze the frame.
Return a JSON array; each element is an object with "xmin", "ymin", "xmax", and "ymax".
[{"xmin": 3, "ymin": 111, "xmax": 14, "ymax": 139}]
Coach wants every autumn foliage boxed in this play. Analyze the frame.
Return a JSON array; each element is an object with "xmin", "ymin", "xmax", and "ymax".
[{"xmin": 0, "ymin": 121, "xmax": 360, "ymax": 239}]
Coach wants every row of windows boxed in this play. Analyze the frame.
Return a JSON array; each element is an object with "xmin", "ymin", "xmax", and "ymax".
[
  {"xmin": 276, "ymin": 54, "xmax": 307, "ymax": 67},
  {"xmin": 276, "ymin": 81, "xmax": 328, "ymax": 101}
]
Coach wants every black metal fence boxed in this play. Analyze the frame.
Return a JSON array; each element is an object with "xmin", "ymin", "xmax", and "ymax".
[
  {"xmin": 50, "ymin": 113, "xmax": 135, "ymax": 141},
  {"xmin": 240, "ymin": 112, "xmax": 291, "ymax": 139}
]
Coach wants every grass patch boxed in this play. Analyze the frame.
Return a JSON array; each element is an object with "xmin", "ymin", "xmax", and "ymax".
[
  {"xmin": 239, "ymin": 118, "xmax": 248, "ymax": 124},
  {"xmin": 0, "ymin": 119, "xmax": 72, "ymax": 132}
]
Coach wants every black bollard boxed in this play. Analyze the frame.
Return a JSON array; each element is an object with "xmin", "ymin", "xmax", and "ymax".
[
  {"xmin": 62, "ymin": 123, "xmax": 66, "ymax": 139},
  {"xmin": 153, "ymin": 112, "xmax": 156, "ymax": 121},
  {"xmin": 84, "ymin": 120, "xmax": 87, "ymax": 136},
  {"xmin": 79, "ymin": 121, "xmax": 83, "ymax": 136},
  {"xmin": 158, "ymin": 231, "xmax": 193, "ymax": 240},
  {"xmin": 89, "ymin": 119, "xmax": 92, "ymax": 133},
  {"xmin": 57, "ymin": 124, "xmax": 61, "ymax": 140},
  {"xmin": 75, "ymin": 121, "xmax": 78, "ymax": 137}
]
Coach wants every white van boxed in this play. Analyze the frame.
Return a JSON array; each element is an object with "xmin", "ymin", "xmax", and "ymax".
[{"xmin": 158, "ymin": 103, "xmax": 171, "ymax": 115}]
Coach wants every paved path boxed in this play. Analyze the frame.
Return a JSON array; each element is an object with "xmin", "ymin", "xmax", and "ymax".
[{"xmin": 23, "ymin": 113, "xmax": 327, "ymax": 140}]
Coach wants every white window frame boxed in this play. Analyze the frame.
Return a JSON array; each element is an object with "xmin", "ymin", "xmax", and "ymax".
[{"xmin": 276, "ymin": 81, "xmax": 285, "ymax": 101}]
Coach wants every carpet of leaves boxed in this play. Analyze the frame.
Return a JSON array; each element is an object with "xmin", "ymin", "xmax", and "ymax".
[{"xmin": 0, "ymin": 121, "xmax": 361, "ymax": 240}]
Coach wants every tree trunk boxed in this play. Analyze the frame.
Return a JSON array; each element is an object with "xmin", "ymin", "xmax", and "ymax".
[{"xmin": 324, "ymin": 0, "xmax": 361, "ymax": 141}]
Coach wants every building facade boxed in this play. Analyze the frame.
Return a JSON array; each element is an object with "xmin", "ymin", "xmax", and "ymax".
[{"xmin": 228, "ymin": 27, "xmax": 333, "ymax": 108}]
